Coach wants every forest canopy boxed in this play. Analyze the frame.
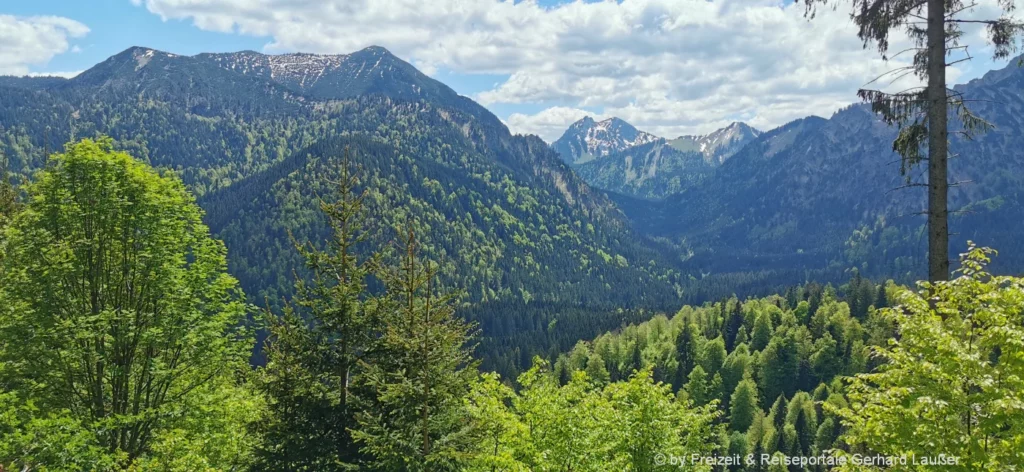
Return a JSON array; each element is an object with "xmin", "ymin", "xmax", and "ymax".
[{"xmin": 0, "ymin": 140, "xmax": 1022, "ymax": 471}]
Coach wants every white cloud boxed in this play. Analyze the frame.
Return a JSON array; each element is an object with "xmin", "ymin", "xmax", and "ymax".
[
  {"xmin": 506, "ymin": 106, "xmax": 605, "ymax": 143},
  {"xmin": 131, "ymin": 0, "xmax": 1020, "ymax": 138},
  {"xmin": 0, "ymin": 15, "xmax": 89, "ymax": 75}
]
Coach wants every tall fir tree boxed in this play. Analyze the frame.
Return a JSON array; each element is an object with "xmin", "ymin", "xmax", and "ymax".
[
  {"xmin": 352, "ymin": 228, "xmax": 479, "ymax": 472},
  {"xmin": 254, "ymin": 148, "xmax": 381, "ymax": 471}
]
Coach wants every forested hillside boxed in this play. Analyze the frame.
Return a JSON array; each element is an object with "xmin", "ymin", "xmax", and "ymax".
[
  {"xmin": 6, "ymin": 145, "xmax": 1021, "ymax": 470},
  {"xmin": 573, "ymin": 139, "xmax": 714, "ymax": 199},
  {"xmin": 0, "ymin": 46, "xmax": 688, "ymax": 378}
]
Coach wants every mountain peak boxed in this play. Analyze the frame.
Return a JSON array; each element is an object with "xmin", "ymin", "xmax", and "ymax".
[
  {"xmin": 667, "ymin": 122, "xmax": 760, "ymax": 164},
  {"xmin": 552, "ymin": 117, "xmax": 660, "ymax": 165},
  {"xmin": 354, "ymin": 45, "xmax": 394, "ymax": 56}
]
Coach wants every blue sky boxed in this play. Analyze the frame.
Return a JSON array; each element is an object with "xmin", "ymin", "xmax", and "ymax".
[{"xmin": 2, "ymin": 0, "xmax": 1018, "ymax": 142}]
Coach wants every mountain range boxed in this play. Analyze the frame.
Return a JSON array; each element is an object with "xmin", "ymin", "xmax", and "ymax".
[
  {"xmin": 620, "ymin": 60, "xmax": 1024, "ymax": 281},
  {"xmin": 549, "ymin": 118, "xmax": 761, "ymax": 199},
  {"xmin": 3, "ymin": 45, "xmax": 1024, "ymax": 375}
]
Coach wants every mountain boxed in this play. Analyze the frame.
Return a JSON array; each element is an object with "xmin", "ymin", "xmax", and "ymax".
[
  {"xmin": 550, "ymin": 117, "xmax": 659, "ymax": 164},
  {"xmin": 667, "ymin": 122, "xmax": 761, "ymax": 165},
  {"xmin": 572, "ymin": 139, "xmax": 714, "ymax": 199},
  {"xmin": 620, "ymin": 56, "xmax": 1024, "ymax": 281},
  {"xmin": 0, "ymin": 46, "xmax": 686, "ymax": 375},
  {"xmin": 568, "ymin": 122, "xmax": 761, "ymax": 199}
]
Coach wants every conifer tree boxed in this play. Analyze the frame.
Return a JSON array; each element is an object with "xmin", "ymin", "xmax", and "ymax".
[
  {"xmin": 700, "ymin": 336, "xmax": 727, "ymax": 375},
  {"xmin": 751, "ymin": 312, "xmax": 773, "ymax": 352},
  {"xmin": 0, "ymin": 154, "xmax": 17, "ymax": 233},
  {"xmin": 254, "ymin": 148, "xmax": 380, "ymax": 470},
  {"xmin": 759, "ymin": 335, "xmax": 799, "ymax": 405},
  {"xmin": 585, "ymin": 351, "xmax": 611, "ymax": 386},
  {"xmin": 685, "ymin": 365, "xmax": 713, "ymax": 407},
  {"xmin": 746, "ymin": 409, "xmax": 771, "ymax": 472},
  {"xmin": 352, "ymin": 228, "xmax": 479, "ymax": 472},
  {"xmin": 673, "ymin": 322, "xmax": 698, "ymax": 391}
]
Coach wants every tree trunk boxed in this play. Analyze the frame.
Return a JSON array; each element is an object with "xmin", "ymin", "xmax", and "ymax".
[{"xmin": 927, "ymin": 0, "xmax": 949, "ymax": 282}]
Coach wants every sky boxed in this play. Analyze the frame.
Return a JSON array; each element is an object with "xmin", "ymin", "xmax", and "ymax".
[{"xmin": 1, "ymin": 0, "xmax": 1020, "ymax": 143}]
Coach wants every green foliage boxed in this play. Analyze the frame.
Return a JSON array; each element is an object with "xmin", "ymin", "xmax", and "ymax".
[
  {"xmin": 352, "ymin": 230, "xmax": 480, "ymax": 472},
  {"xmin": 729, "ymin": 377, "xmax": 760, "ymax": 433},
  {"xmin": 252, "ymin": 151, "xmax": 380, "ymax": 471},
  {"xmin": 0, "ymin": 138, "xmax": 259, "ymax": 470},
  {"xmin": 831, "ymin": 244, "xmax": 1024, "ymax": 470},
  {"xmin": 547, "ymin": 275, "xmax": 893, "ymax": 468},
  {"xmin": 464, "ymin": 362, "xmax": 718, "ymax": 472}
]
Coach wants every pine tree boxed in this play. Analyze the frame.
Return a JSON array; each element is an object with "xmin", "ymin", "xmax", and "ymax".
[{"xmin": 352, "ymin": 228, "xmax": 479, "ymax": 472}]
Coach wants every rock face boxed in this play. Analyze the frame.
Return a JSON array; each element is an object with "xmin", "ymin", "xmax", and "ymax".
[
  {"xmin": 573, "ymin": 140, "xmax": 714, "ymax": 199},
  {"xmin": 551, "ymin": 117, "xmax": 659, "ymax": 164}
]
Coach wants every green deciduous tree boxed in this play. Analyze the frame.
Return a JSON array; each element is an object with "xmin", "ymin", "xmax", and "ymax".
[
  {"xmin": 0, "ymin": 137, "xmax": 259, "ymax": 470},
  {"xmin": 464, "ymin": 362, "xmax": 717, "ymax": 472},
  {"xmin": 830, "ymin": 244, "xmax": 1024, "ymax": 470},
  {"xmin": 729, "ymin": 376, "xmax": 761, "ymax": 433}
]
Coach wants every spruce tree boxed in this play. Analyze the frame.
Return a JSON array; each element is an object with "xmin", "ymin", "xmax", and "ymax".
[
  {"xmin": 254, "ymin": 148, "xmax": 379, "ymax": 470},
  {"xmin": 352, "ymin": 228, "xmax": 479, "ymax": 472},
  {"xmin": 673, "ymin": 322, "xmax": 698, "ymax": 391}
]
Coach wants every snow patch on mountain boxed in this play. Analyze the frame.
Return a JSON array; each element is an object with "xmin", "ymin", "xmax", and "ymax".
[
  {"xmin": 670, "ymin": 122, "xmax": 761, "ymax": 165},
  {"xmin": 551, "ymin": 117, "xmax": 660, "ymax": 165}
]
